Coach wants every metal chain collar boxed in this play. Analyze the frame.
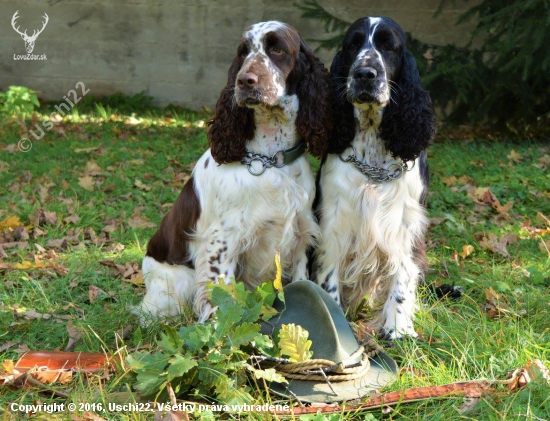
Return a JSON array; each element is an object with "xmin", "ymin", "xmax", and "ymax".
[
  {"xmin": 241, "ymin": 142, "xmax": 306, "ymax": 176},
  {"xmin": 241, "ymin": 150, "xmax": 285, "ymax": 176},
  {"xmin": 339, "ymin": 147, "xmax": 414, "ymax": 183}
]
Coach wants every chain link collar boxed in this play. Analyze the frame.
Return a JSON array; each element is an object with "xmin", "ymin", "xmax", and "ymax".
[
  {"xmin": 241, "ymin": 142, "xmax": 307, "ymax": 176},
  {"xmin": 339, "ymin": 147, "xmax": 414, "ymax": 183}
]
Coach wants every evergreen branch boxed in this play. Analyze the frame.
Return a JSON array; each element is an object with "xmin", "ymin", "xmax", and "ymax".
[
  {"xmin": 294, "ymin": 0, "xmax": 350, "ymax": 50},
  {"xmin": 295, "ymin": 0, "xmax": 351, "ymax": 33}
]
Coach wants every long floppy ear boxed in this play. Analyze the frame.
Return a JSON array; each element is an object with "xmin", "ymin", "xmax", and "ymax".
[
  {"xmin": 294, "ymin": 40, "xmax": 332, "ymax": 158},
  {"xmin": 326, "ymin": 50, "xmax": 356, "ymax": 154},
  {"xmin": 379, "ymin": 52, "xmax": 436, "ymax": 162},
  {"xmin": 207, "ymin": 56, "xmax": 255, "ymax": 164}
]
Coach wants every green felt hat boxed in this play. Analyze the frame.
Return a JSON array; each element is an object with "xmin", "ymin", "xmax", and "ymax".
[{"xmin": 259, "ymin": 281, "xmax": 397, "ymax": 403}]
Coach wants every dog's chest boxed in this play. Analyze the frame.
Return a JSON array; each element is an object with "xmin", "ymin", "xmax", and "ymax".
[
  {"xmin": 321, "ymin": 131, "xmax": 425, "ymax": 261},
  {"xmin": 194, "ymin": 150, "xmax": 314, "ymax": 269}
]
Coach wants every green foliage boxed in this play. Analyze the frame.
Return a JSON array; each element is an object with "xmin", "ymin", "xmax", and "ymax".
[
  {"xmin": 294, "ymin": 1, "xmax": 348, "ymax": 51},
  {"xmin": 78, "ymin": 91, "xmax": 154, "ymax": 114},
  {"xmin": 126, "ymin": 281, "xmax": 279, "ymax": 404},
  {"xmin": 0, "ymin": 85, "xmax": 40, "ymax": 117},
  {"xmin": 296, "ymin": 0, "xmax": 550, "ymax": 134},
  {"xmin": 418, "ymin": 0, "xmax": 550, "ymax": 133}
]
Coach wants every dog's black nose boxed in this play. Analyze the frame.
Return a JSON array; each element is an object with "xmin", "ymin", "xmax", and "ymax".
[{"xmin": 354, "ymin": 67, "xmax": 377, "ymax": 81}]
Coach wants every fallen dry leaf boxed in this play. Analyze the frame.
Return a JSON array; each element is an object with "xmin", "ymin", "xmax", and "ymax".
[
  {"xmin": 456, "ymin": 396, "xmax": 480, "ymax": 414},
  {"xmin": 34, "ymin": 208, "xmax": 58, "ymax": 226},
  {"xmin": 128, "ymin": 216, "xmax": 156, "ymax": 229},
  {"xmin": 479, "ymin": 233, "xmax": 515, "ymax": 258},
  {"xmin": 442, "ymin": 175, "xmax": 458, "ymax": 186},
  {"xmin": 74, "ymin": 146, "xmax": 101, "ymax": 154},
  {"xmin": 65, "ymin": 322, "xmax": 82, "ymax": 352},
  {"xmin": 105, "ymin": 243, "xmax": 125, "ymax": 253},
  {"xmin": 468, "ymin": 187, "xmax": 497, "ymax": 206},
  {"xmin": 429, "ymin": 217, "xmax": 447, "ymax": 227},
  {"xmin": 19, "ymin": 309, "xmax": 52, "ymax": 320},
  {"xmin": 459, "ymin": 245, "xmax": 475, "ymax": 259},
  {"xmin": 12, "ymin": 226, "xmax": 29, "ymax": 241},
  {"xmin": 0, "ymin": 215, "xmax": 24, "ymax": 230},
  {"xmin": 13, "ymin": 256, "xmax": 46, "ymax": 270},
  {"xmin": 89, "ymin": 285, "xmax": 108, "ymax": 303},
  {"xmin": 1, "ymin": 359, "xmax": 14, "ymax": 374},
  {"xmin": 524, "ymin": 359, "xmax": 550, "ymax": 385},
  {"xmin": 507, "ymin": 149, "xmax": 522, "ymax": 163},
  {"xmin": 38, "ymin": 185, "xmax": 50, "ymax": 203},
  {"xmin": 84, "ymin": 160, "xmax": 102, "ymax": 176},
  {"xmin": 79, "ymin": 176, "xmax": 95, "ymax": 191},
  {"xmin": 47, "ymin": 238, "xmax": 68, "ymax": 250},
  {"xmin": 485, "ymin": 286, "xmax": 501, "ymax": 302},
  {"xmin": 100, "ymin": 260, "xmax": 127, "ymax": 277},
  {"xmin": 457, "ymin": 175, "xmax": 475, "ymax": 185},
  {"xmin": 64, "ymin": 214, "xmax": 80, "ymax": 224},
  {"xmin": 0, "ymin": 341, "xmax": 19, "ymax": 353},
  {"xmin": 134, "ymin": 179, "xmax": 152, "ymax": 192},
  {"xmin": 1, "ymin": 241, "xmax": 29, "ymax": 250},
  {"xmin": 493, "ymin": 201, "xmax": 514, "ymax": 216}
]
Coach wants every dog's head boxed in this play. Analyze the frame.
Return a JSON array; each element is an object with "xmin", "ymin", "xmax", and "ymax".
[
  {"xmin": 208, "ymin": 21, "xmax": 332, "ymax": 164},
  {"xmin": 329, "ymin": 17, "xmax": 435, "ymax": 162}
]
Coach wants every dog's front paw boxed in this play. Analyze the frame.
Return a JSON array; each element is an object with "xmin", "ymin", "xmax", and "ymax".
[
  {"xmin": 197, "ymin": 303, "xmax": 218, "ymax": 323},
  {"xmin": 379, "ymin": 325, "xmax": 418, "ymax": 341}
]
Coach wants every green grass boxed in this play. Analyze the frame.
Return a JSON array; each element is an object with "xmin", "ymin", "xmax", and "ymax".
[{"xmin": 0, "ymin": 101, "xmax": 549, "ymax": 421}]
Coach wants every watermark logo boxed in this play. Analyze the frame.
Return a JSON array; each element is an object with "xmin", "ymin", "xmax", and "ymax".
[
  {"xmin": 12, "ymin": 10, "xmax": 48, "ymax": 60},
  {"xmin": 18, "ymin": 82, "xmax": 90, "ymax": 152}
]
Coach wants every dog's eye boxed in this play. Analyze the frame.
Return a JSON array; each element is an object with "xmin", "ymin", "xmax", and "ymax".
[
  {"xmin": 383, "ymin": 43, "xmax": 395, "ymax": 51},
  {"xmin": 271, "ymin": 47, "xmax": 284, "ymax": 54},
  {"xmin": 347, "ymin": 43, "xmax": 359, "ymax": 51}
]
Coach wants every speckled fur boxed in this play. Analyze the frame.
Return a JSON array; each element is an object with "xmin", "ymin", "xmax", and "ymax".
[{"xmin": 314, "ymin": 17, "xmax": 435, "ymax": 339}]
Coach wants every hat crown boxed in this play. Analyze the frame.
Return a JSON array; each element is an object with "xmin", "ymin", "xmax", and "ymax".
[{"xmin": 263, "ymin": 281, "xmax": 361, "ymax": 365}]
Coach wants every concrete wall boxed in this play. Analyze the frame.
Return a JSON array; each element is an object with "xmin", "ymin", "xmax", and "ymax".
[{"xmin": 0, "ymin": 0, "xmax": 475, "ymax": 110}]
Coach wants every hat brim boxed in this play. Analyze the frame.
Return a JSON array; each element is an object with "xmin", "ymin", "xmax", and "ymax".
[{"xmin": 264, "ymin": 348, "xmax": 397, "ymax": 403}]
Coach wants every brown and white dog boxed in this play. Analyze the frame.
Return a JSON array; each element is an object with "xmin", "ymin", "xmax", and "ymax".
[{"xmin": 135, "ymin": 21, "xmax": 331, "ymax": 323}]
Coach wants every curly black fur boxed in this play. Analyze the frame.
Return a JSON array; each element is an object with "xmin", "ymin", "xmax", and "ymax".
[
  {"xmin": 326, "ymin": 50, "xmax": 356, "ymax": 154},
  {"xmin": 380, "ymin": 53, "xmax": 436, "ymax": 162}
]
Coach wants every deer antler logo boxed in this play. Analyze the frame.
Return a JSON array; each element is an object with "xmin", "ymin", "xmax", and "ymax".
[{"xmin": 12, "ymin": 11, "xmax": 49, "ymax": 54}]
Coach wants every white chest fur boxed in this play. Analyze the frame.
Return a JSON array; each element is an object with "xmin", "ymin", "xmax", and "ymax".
[{"xmin": 315, "ymin": 106, "xmax": 428, "ymax": 338}]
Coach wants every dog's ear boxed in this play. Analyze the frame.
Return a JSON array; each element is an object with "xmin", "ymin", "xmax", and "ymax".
[
  {"xmin": 294, "ymin": 40, "xmax": 332, "ymax": 158},
  {"xmin": 207, "ymin": 56, "xmax": 255, "ymax": 164},
  {"xmin": 326, "ymin": 50, "xmax": 356, "ymax": 154},
  {"xmin": 380, "ymin": 52, "xmax": 436, "ymax": 162}
]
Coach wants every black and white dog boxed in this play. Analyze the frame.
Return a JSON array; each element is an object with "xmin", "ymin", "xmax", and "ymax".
[{"xmin": 314, "ymin": 17, "xmax": 436, "ymax": 339}]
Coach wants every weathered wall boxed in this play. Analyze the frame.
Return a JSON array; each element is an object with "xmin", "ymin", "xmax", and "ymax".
[{"xmin": 0, "ymin": 0, "xmax": 475, "ymax": 109}]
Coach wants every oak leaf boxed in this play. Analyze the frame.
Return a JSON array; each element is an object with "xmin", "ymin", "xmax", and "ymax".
[
  {"xmin": 278, "ymin": 323, "xmax": 313, "ymax": 363},
  {"xmin": 0, "ymin": 216, "xmax": 24, "ymax": 230},
  {"xmin": 79, "ymin": 176, "xmax": 95, "ymax": 191}
]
